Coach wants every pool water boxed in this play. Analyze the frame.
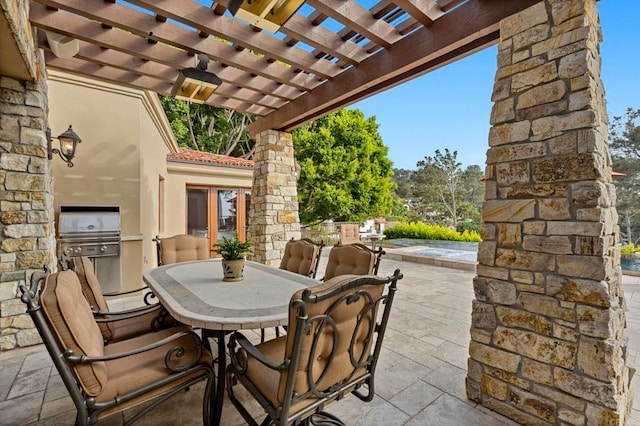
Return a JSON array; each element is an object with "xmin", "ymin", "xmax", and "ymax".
[{"xmin": 388, "ymin": 239, "xmax": 640, "ymax": 271}]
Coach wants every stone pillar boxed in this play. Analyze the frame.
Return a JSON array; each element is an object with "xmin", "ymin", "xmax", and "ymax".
[
  {"xmin": 0, "ymin": 77, "xmax": 54, "ymax": 351},
  {"xmin": 247, "ymin": 130, "xmax": 300, "ymax": 266},
  {"xmin": 466, "ymin": 1, "xmax": 633, "ymax": 424}
]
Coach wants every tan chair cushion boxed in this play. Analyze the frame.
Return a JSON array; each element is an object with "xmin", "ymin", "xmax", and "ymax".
[
  {"xmin": 278, "ymin": 275, "xmax": 383, "ymax": 403},
  {"xmin": 279, "ymin": 240, "xmax": 319, "ymax": 277},
  {"xmin": 69, "ymin": 256, "xmax": 114, "ymax": 340},
  {"xmin": 41, "ymin": 270, "xmax": 108, "ymax": 397},
  {"xmin": 340, "ymin": 224, "xmax": 360, "ymax": 245},
  {"xmin": 242, "ymin": 275, "xmax": 382, "ymax": 412},
  {"xmin": 323, "ymin": 244, "xmax": 375, "ymax": 281},
  {"xmin": 160, "ymin": 235, "xmax": 209, "ymax": 265},
  {"xmin": 97, "ymin": 326, "xmax": 213, "ymax": 416}
]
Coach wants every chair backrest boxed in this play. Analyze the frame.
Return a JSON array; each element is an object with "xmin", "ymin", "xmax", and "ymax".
[
  {"xmin": 323, "ymin": 243, "xmax": 385, "ymax": 281},
  {"xmin": 38, "ymin": 270, "xmax": 108, "ymax": 397},
  {"xmin": 278, "ymin": 270, "xmax": 402, "ymax": 408},
  {"xmin": 154, "ymin": 234, "xmax": 209, "ymax": 266},
  {"xmin": 67, "ymin": 256, "xmax": 115, "ymax": 340},
  {"xmin": 279, "ymin": 238, "xmax": 324, "ymax": 278},
  {"xmin": 339, "ymin": 223, "xmax": 361, "ymax": 245}
]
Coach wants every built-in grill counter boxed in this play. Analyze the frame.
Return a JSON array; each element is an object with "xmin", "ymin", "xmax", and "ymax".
[{"xmin": 57, "ymin": 206, "xmax": 121, "ymax": 293}]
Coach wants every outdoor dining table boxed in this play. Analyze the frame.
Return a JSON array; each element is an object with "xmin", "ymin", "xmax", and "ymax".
[{"xmin": 143, "ymin": 258, "xmax": 319, "ymax": 426}]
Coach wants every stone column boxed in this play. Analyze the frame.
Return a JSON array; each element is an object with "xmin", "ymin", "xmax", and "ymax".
[
  {"xmin": 466, "ymin": 1, "xmax": 633, "ymax": 424},
  {"xmin": 0, "ymin": 78, "xmax": 54, "ymax": 351},
  {"xmin": 247, "ymin": 130, "xmax": 300, "ymax": 266}
]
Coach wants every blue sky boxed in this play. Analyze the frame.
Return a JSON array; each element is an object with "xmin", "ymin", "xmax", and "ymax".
[{"xmin": 352, "ymin": 2, "xmax": 639, "ymax": 170}]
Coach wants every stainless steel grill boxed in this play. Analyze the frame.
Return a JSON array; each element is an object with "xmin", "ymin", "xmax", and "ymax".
[{"xmin": 58, "ymin": 206, "xmax": 121, "ymax": 292}]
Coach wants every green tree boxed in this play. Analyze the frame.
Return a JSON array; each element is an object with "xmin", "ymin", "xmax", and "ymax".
[
  {"xmin": 392, "ymin": 168, "xmax": 415, "ymax": 198},
  {"xmin": 292, "ymin": 109, "xmax": 395, "ymax": 223},
  {"xmin": 610, "ymin": 108, "xmax": 640, "ymax": 245},
  {"xmin": 160, "ymin": 96, "xmax": 256, "ymax": 158},
  {"xmin": 414, "ymin": 149, "xmax": 483, "ymax": 227}
]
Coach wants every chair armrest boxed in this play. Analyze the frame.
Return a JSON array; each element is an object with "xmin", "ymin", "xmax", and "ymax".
[
  {"xmin": 228, "ymin": 332, "xmax": 286, "ymax": 372},
  {"xmin": 64, "ymin": 329, "xmax": 203, "ymax": 372},
  {"xmin": 93, "ymin": 305, "xmax": 164, "ymax": 323},
  {"xmin": 92, "ymin": 303, "xmax": 162, "ymax": 317},
  {"xmin": 103, "ymin": 286, "xmax": 149, "ymax": 297}
]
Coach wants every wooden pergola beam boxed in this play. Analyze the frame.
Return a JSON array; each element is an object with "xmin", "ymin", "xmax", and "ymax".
[
  {"xmin": 391, "ymin": 0, "xmax": 444, "ymax": 26},
  {"xmin": 248, "ymin": 0, "xmax": 540, "ymax": 135}
]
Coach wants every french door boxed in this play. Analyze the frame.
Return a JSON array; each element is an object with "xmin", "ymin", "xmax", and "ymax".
[{"xmin": 186, "ymin": 186, "xmax": 251, "ymax": 253}]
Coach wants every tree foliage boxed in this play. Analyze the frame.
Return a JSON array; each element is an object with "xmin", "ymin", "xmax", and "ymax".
[
  {"xmin": 292, "ymin": 109, "xmax": 395, "ymax": 223},
  {"xmin": 159, "ymin": 96, "xmax": 256, "ymax": 158},
  {"xmin": 610, "ymin": 108, "xmax": 640, "ymax": 245},
  {"xmin": 413, "ymin": 149, "xmax": 484, "ymax": 227}
]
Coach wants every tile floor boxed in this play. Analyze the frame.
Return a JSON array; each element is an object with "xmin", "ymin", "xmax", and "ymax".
[{"xmin": 2, "ymin": 255, "xmax": 640, "ymax": 426}]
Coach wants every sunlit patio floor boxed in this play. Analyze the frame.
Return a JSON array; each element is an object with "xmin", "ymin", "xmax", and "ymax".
[{"xmin": 2, "ymin": 253, "xmax": 640, "ymax": 426}]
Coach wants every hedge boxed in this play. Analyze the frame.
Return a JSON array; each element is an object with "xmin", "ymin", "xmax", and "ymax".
[{"xmin": 384, "ymin": 222, "xmax": 482, "ymax": 242}]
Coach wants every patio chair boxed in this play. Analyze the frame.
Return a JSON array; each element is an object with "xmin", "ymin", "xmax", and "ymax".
[
  {"xmin": 322, "ymin": 242, "xmax": 386, "ymax": 281},
  {"xmin": 67, "ymin": 256, "xmax": 176, "ymax": 343},
  {"xmin": 226, "ymin": 269, "xmax": 403, "ymax": 426},
  {"xmin": 339, "ymin": 223, "xmax": 361, "ymax": 245},
  {"xmin": 20, "ymin": 270, "xmax": 216, "ymax": 426},
  {"xmin": 262, "ymin": 238, "xmax": 326, "ymax": 342},
  {"xmin": 279, "ymin": 238, "xmax": 325, "ymax": 279},
  {"xmin": 154, "ymin": 234, "xmax": 210, "ymax": 266}
]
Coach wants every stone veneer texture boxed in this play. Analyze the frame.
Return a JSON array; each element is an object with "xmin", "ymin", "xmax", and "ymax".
[
  {"xmin": 247, "ymin": 130, "xmax": 301, "ymax": 266},
  {"xmin": 0, "ymin": 71, "xmax": 55, "ymax": 351},
  {"xmin": 466, "ymin": 1, "xmax": 634, "ymax": 424}
]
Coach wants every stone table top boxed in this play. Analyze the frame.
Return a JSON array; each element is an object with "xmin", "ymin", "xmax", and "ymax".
[{"xmin": 143, "ymin": 259, "xmax": 319, "ymax": 331}]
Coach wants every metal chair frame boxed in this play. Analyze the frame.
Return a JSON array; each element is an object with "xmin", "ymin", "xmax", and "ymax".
[
  {"xmin": 227, "ymin": 270, "xmax": 402, "ymax": 426},
  {"xmin": 20, "ymin": 272, "xmax": 216, "ymax": 426}
]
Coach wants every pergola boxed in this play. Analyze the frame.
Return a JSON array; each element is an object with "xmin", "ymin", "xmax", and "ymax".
[
  {"xmin": 23, "ymin": 0, "xmax": 537, "ymax": 135},
  {"xmin": 0, "ymin": 0, "xmax": 634, "ymax": 424}
]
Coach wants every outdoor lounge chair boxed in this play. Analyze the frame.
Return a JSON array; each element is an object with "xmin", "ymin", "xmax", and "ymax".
[
  {"xmin": 322, "ymin": 242, "xmax": 386, "ymax": 281},
  {"xmin": 20, "ymin": 270, "xmax": 216, "ymax": 426},
  {"xmin": 279, "ymin": 238, "xmax": 325, "ymax": 279},
  {"xmin": 226, "ymin": 270, "xmax": 403, "ymax": 426},
  {"xmin": 154, "ymin": 234, "xmax": 210, "ymax": 266},
  {"xmin": 67, "ymin": 256, "xmax": 175, "ymax": 343}
]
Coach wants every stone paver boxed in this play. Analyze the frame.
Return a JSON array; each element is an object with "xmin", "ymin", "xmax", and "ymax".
[{"xmin": 0, "ymin": 257, "xmax": 638, "ymax": 425}]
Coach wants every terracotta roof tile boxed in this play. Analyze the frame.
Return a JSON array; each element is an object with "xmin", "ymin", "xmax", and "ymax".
[{"xmin": 168, "ymin": 148, "xmax": 254, "ymax": 169}]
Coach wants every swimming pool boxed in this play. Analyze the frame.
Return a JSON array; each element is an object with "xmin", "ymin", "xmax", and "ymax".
[{"xmin": 388, "ymin": 239, "xmax": 640, "ymax": 271}]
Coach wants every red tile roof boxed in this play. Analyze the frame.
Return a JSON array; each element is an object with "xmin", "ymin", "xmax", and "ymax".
[{"xmin": 167, "ymin": 148, "xmax": 254, "ymax": 169}]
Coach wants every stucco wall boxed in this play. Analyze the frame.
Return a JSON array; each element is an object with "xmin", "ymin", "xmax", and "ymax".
[{"xmin": 47, "ymin": 72, "xmax": 175, "ymax": 290}]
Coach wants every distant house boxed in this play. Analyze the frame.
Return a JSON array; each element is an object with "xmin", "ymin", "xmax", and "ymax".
[{"xmin": 49, "ymin": 71, "xmax": 253, "ymax": 291}]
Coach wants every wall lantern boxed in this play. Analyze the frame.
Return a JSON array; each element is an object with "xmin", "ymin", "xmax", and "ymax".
[
  {"xmin": 171, "ymin": 54, "xmax": 222, "ymax": 104},
  {"xmin": 47, "ymin": 125, "xmax": 82, "ymax": 168},
  {"xmin": 228, "ymin": 0, "xmax": 305, "ymax": 33}
]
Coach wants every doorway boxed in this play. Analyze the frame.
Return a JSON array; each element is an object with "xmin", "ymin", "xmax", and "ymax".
[{"xmin": 186, "ymin": 186, "xmax": 251, "ymax": 253}]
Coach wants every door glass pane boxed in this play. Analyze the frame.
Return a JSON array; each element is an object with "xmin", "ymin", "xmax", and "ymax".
[
  {"xmin": 218, "ymin": 189, "xmax": 237, "ymax": 241},
  {"xmin": 187, "ymin": 188, "xmax": 208, "ymax": 237}
]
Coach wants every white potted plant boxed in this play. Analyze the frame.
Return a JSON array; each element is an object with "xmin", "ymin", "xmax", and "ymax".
[{"xmin": 212, "ymin": 235, "xmax": 253, "ymax": 282}]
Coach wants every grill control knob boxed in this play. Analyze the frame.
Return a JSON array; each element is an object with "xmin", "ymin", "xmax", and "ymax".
[
  {"xmin": 100, "ymin": 245, "xmax": 107, "ymax": 253},
  {"xmin": 75, "ymin": 247, "xmax": 81, "ymax": 254},
  {"xmin": 63, "ymin": 247, "xmax": 73, "ymax": 255}
]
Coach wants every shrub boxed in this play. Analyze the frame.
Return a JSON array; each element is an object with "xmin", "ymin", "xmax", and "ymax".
[
  {"xmin": 384, "ymin": 222, "xmax": 482, "ymax": 242},
  {"xmin": 456, "ymin": 221, "xmax": 481, "ymax": 234},
  {"xmin": 621, "ymin": 243, "xmax": 640, "ymax": 256}
]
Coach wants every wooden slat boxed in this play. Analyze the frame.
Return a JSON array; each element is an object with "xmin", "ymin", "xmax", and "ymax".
[
  {"xmin": 45, "ymin": 53, "xmax": 272, "ymax": 116},
  {"xmin": 249, "ymin": 0, "xmax": 540, "ymax": 135},
  {"xmin": 203, "ymin": 0, "xmax": 369, "ymax": 66},
  {"xmin": 391, "ymin": 0, "xmax": 444, "ymax": 26},
  {"xmin": 117, "ymin": 0, "xmax": 342, "ymax": 80},
  {"xmin": 31, "ymin": 0, "xmax": 323, "ymax": 91},
  {"xmin": 307, "ymin": 0, "xmax": 401, "ymax": 48}
]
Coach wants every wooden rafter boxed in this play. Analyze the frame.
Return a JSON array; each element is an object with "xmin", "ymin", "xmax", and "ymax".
[
  {"xmin": 248, "ymin": 0, "xmax": 541, "ymax": 135},
  {"xmin": 26, "ymin": 0, "xmax": 541, "ymax": 134}
]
